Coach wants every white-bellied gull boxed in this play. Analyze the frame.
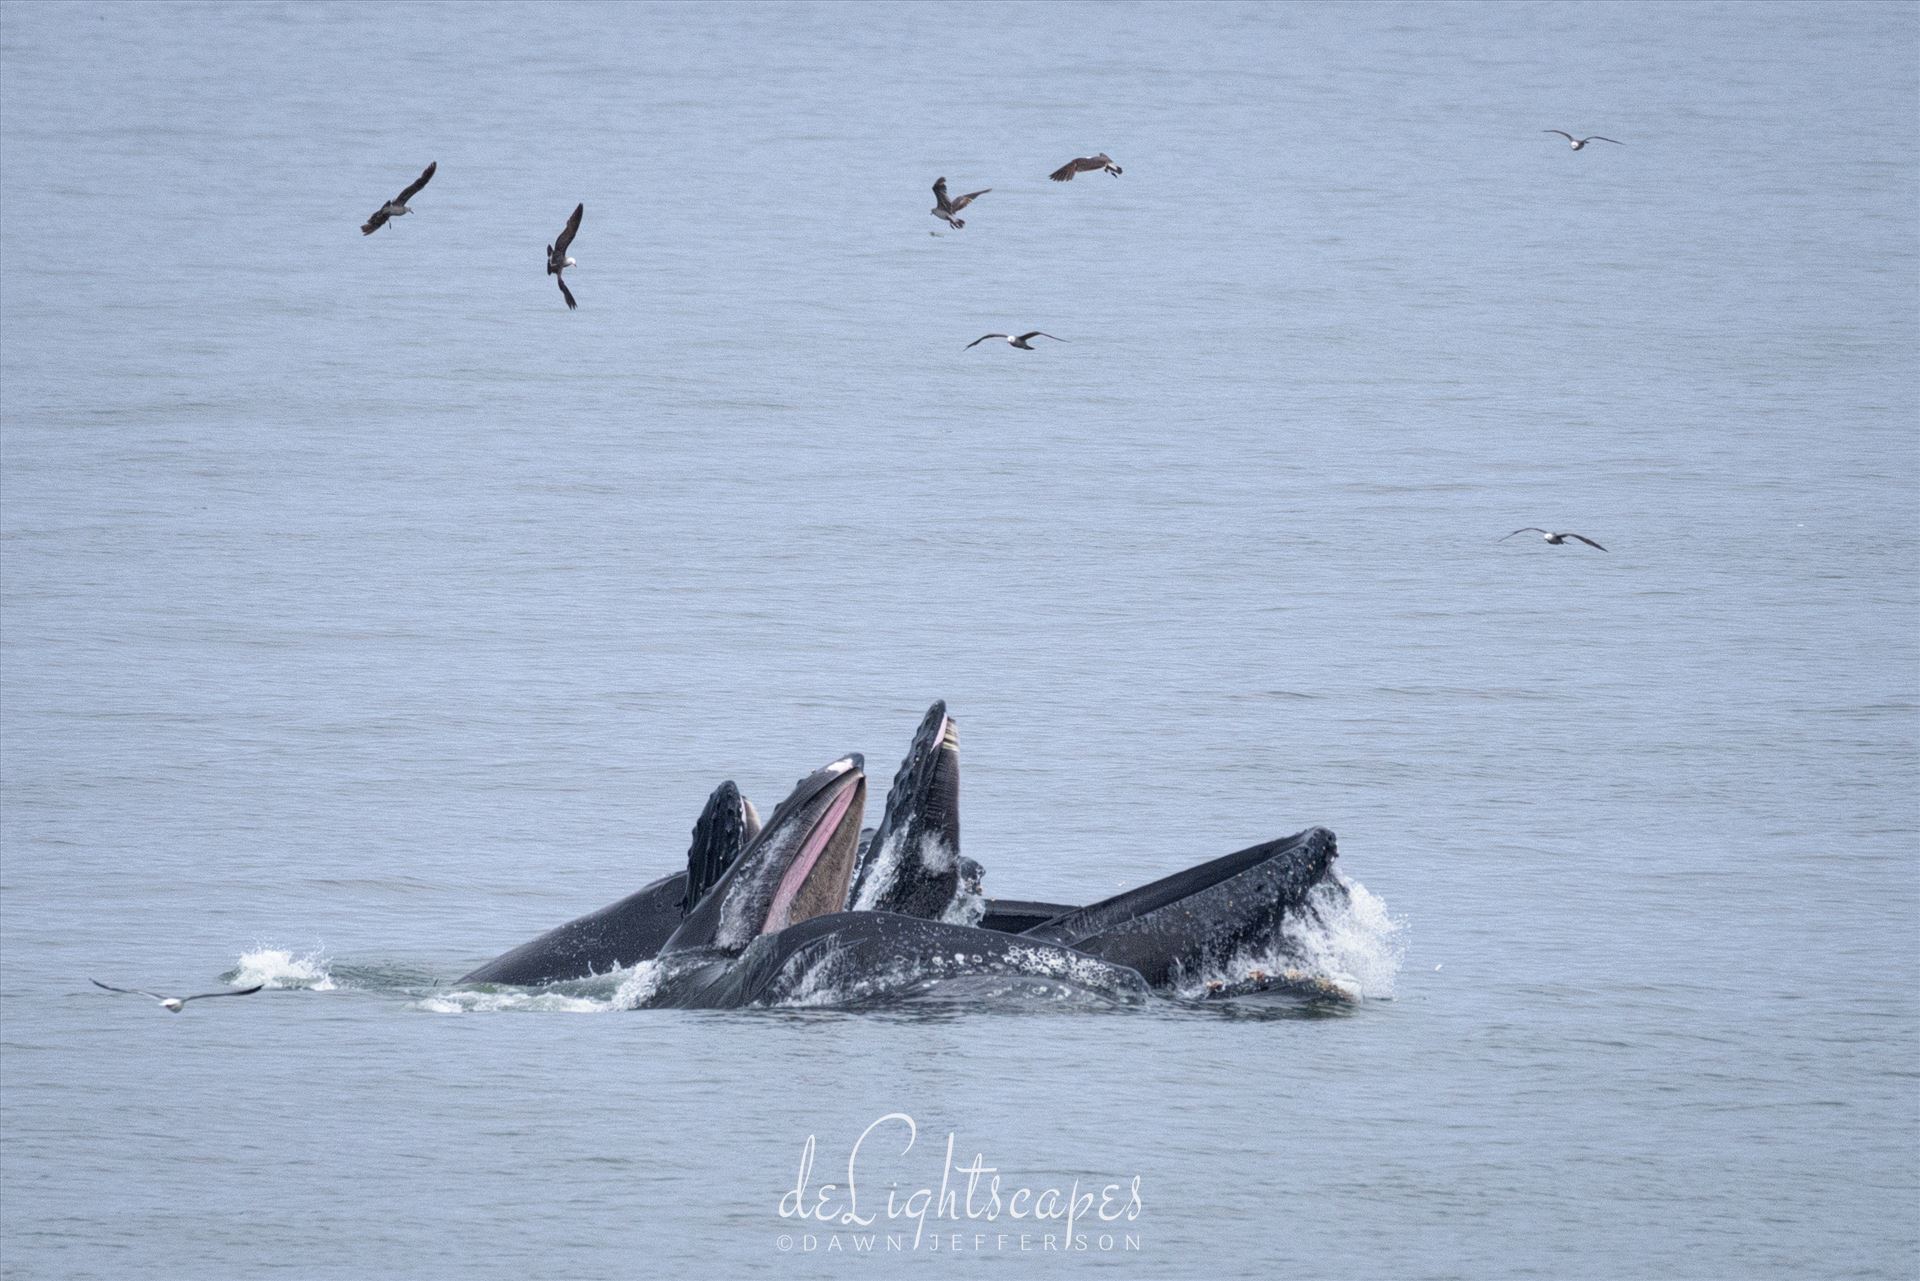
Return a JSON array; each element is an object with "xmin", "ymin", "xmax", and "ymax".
[
  {"xmin": 90, "ymin": 978, "xmax": 265, "ymax": 1013},
  {"xmin": 1500, "ymin": 528, "xmax": 1608, "ymax": 551},
  {"xmin": 1543, "ymin": 131, "xmax": 1623, "ymax": 150},
  {"xmin": 965, "ymin": 331, "xmax": 1066, "ymax": 351}
]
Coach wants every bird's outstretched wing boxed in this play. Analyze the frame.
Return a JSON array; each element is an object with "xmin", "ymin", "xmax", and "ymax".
[
  {"xmin": 948, "ymin": 188, "xmax": 989, "ymax": 212},
  {"xmin": 554, "ymin": 203, "xmax": 583, "ymax": 257},
  {"xmin": 932, "ymin": 178, "xmax": 952, "ymax": 213},
  {"xmin": 965, "ymin": 334, "xmax": 1006, "ymax": 349},
  {"xmin": 397, "ymin": 161, "xmax": 437, "ymax": 203},
  {"xmin": 362, "ymin": 162, "xmax": 437, "ymax": 234},
  {"xmin": 1019, "ymin": 331, "xmax": 1066, "ymax": 343},
  {"xmin": 1500, "ymin": 528, "xmax": 1548, "ymax": 541},
  {"xmin": 91, "ymin": 979, "xmax": 162, "ymax": 1000},
  {"xmin": 557, "ymin": 276, "xmax": 577, "ymax": 311},
  {"xmin": 1059, "ymin": 153, "xmax": 1121, "ymax": 181},
  {"xmin": 180, "ymin": 985, "xmax": 265, "ymax": 1003},
  {"xmin": 1544, "ymin": 130, "xmax": 1576, "ymax": 141},
  {"xmin": 1568, "ymin": 533, "xmax": 1608, "ymax": 551},
  {"xmin": 1586, "ymin": 137, "xmax": 1624, "ymax": 146},
  {"xmin": 1050, "ymin": 154, "xmax": 1110, "ymax": 181}
]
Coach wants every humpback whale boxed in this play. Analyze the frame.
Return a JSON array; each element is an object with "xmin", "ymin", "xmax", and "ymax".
[
  {"xmin": 458, "ymin": 782, "xmax": 759, "ymax": 986},
  {"xmin": 458, "ymin": 705, "xmax": 985, "ymax": 989},
  {"xmin": 452, "ymin": 702, "xmax": 1360, "ymax": 1008},
  {"xmin": 1018, "ymin": 827, "xmax": 1341, "ymax": 988},
  {"xmin": 636, "ymin": 755, "xmax": 1149, "ymax": 1009},
  {"xmin": 662, "ymin": 756, "xmax": 868, "ymax": 956},
  {"xmin": 633, "ymin": 824, "xmax": 1345, "ymax": 1010}
]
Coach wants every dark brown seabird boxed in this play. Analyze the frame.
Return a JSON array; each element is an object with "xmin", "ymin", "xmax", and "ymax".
[
  {"xmin": 90, "ymin": 978, "xmax": 265, "ymax": 1013},
  {"xmin": 547, "ymin": 203, "xmax": 583, "ymax": 310},
  {"xmin": 360, "ymin": 162, "xmax": 436, "ymax": 234},
  {"xmin": 1049, "ymin": 153, "xmax": 1123, "ymax": 181},
  {"xmin": 931, "ymin": 178, "xmax": 990, "ymax": 229},
  {"xmin": 1500, "ymin": 528, "xmax": 1608, "ymax": 551},
  {"xmin": 1543, "ymin": 131, "xmax": 1623, "ymax": 150},
  {"xmin": 965, "ymin": 331, "xmax": 1066, "ymax": 351}
]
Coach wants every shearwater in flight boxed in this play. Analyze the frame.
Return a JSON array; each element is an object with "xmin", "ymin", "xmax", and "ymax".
[
  {"xmin": 1049, "ymin": 153, "xmax": 1123, "ymax": 181},
  {"xmin": 547, "ymin": 203, "xmax": 583, "ymax": 310},
  {"xmin": 360, "ymin": 162, "xmax": 436, "ymax": 235},
  {"xmin": 930, "ymin": 178, "xmax": 990, "ymax": 230}
]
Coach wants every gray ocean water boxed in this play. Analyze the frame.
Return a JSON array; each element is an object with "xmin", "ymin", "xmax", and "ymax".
[{"xmin": 2, "ymin": 2, "xmax": 1915, "ymax": 1277}]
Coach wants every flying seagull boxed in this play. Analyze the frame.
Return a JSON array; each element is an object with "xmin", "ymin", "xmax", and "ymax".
[
  {"xmin": 90, "ymin": 978, "xmax": 265, "ymax": 1013},
  {"xmin": 1543, "ymin": 131, "xmax": 1623, "ymax": 150},
  {"xmin": 360, "ymin": 162, "xmax": 436, "ymax": 235},
  {"xmin": 1049, "ymin": 153, "xmax": 1123, "ymax": 181},
  {"xmin": 547, "ymin": 203, "xmax": 583, "ymax": 310},
  {"xmin": 1500, "ymin": 528, "xmax": 1608, "ymax": 551},
  {"xmin": 965, "ymin": 331, "xmax": 1066, "ymax": 350},
  {"xmin": 931, "ymin": 178, "xmax": 990, "ymax": 230}
]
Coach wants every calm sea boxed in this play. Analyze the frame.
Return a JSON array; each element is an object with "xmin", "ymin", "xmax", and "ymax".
[{"xmin": 2, "ymin": 2, "xmax": 1914, "ymax": 1278}]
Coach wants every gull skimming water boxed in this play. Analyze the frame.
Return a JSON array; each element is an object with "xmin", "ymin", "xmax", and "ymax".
[
  {"xmin": 966, "ymin": 331, "xmax": 1066, "ymax": 351},
  {"xmin": 90, "ymin": 978, "xmax": 264, "ymax": 1013},
  {"xmin": 1500, "ymin": 528, "xmax": 1608, "ymax": 551},
  {"xmin": 547, "ymin": 203, "xmax": 583, "ymax": 310},
  {"xmin": 360, "ymin": 162, "xmax": 436, "ymax": 235},
  {"xmin": 1543, "ymin": 131, "xmax": 1623, "ymax": 150}
]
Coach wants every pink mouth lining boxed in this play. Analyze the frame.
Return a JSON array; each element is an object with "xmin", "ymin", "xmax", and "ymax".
[{"xmin": 764, "ymin": 778, "xmax": 858, "ymax": 934}]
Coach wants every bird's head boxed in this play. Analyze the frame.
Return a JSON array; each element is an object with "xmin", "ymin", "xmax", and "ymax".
[{"xmin": 161, "ymin": 998, "xmax": 184, "ymax": 1012}]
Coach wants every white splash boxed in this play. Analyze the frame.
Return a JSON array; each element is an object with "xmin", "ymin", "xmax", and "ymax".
[
  {"xmin": 849, "ymin": 826, "xmax": 910, "ymax": 912},
  {"xmin": 1177, "ymin": 876, "xmax": 1406, "ymax": 1001},
  {"xmin": 416, "ymin": 989, "xmax": 611, "ymax": 1015},
  {"xmin": 231, "ymin": 946, "xmax": 336, "ymax": 991},
  {"xmin": 611, "ymin": 959, "xmax": 666, "ymax": 1009},
  {"xmin": 1291, "ymin": 877, "xmax": 1405, "ymax": 999},
  {"xmin": 940, "ymin": 883, "xmax": 985, "ymax": 927}
]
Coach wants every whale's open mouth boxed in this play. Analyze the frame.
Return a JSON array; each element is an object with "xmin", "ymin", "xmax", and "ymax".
[{"xmin": 762, "ymin": 766, "xmax": 866, "ymax": 935}]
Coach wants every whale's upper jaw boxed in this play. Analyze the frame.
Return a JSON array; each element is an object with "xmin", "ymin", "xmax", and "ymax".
[
  {"xmin": 848, "ymin": 702, "xmax": 963, "ymax": 916},
  {"xmin": 1018, "ymin": 825, "xmax": 1342, "ymax": 982},
  {"xmin": 878, "ymin": 702, "xmax": 958, "ymax": 850},
  {"xmin": 682, "ymin": 781, "xmax": 764, "ymax": 913},
  {"xmin": 664, "ymin": 756, "xmax": 867, "ymax": 955}
]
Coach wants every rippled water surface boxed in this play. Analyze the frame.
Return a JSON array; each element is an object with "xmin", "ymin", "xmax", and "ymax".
[{"xmin": 2, "ymin": 2, "xmax": 1915, "ymax": 1278}]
